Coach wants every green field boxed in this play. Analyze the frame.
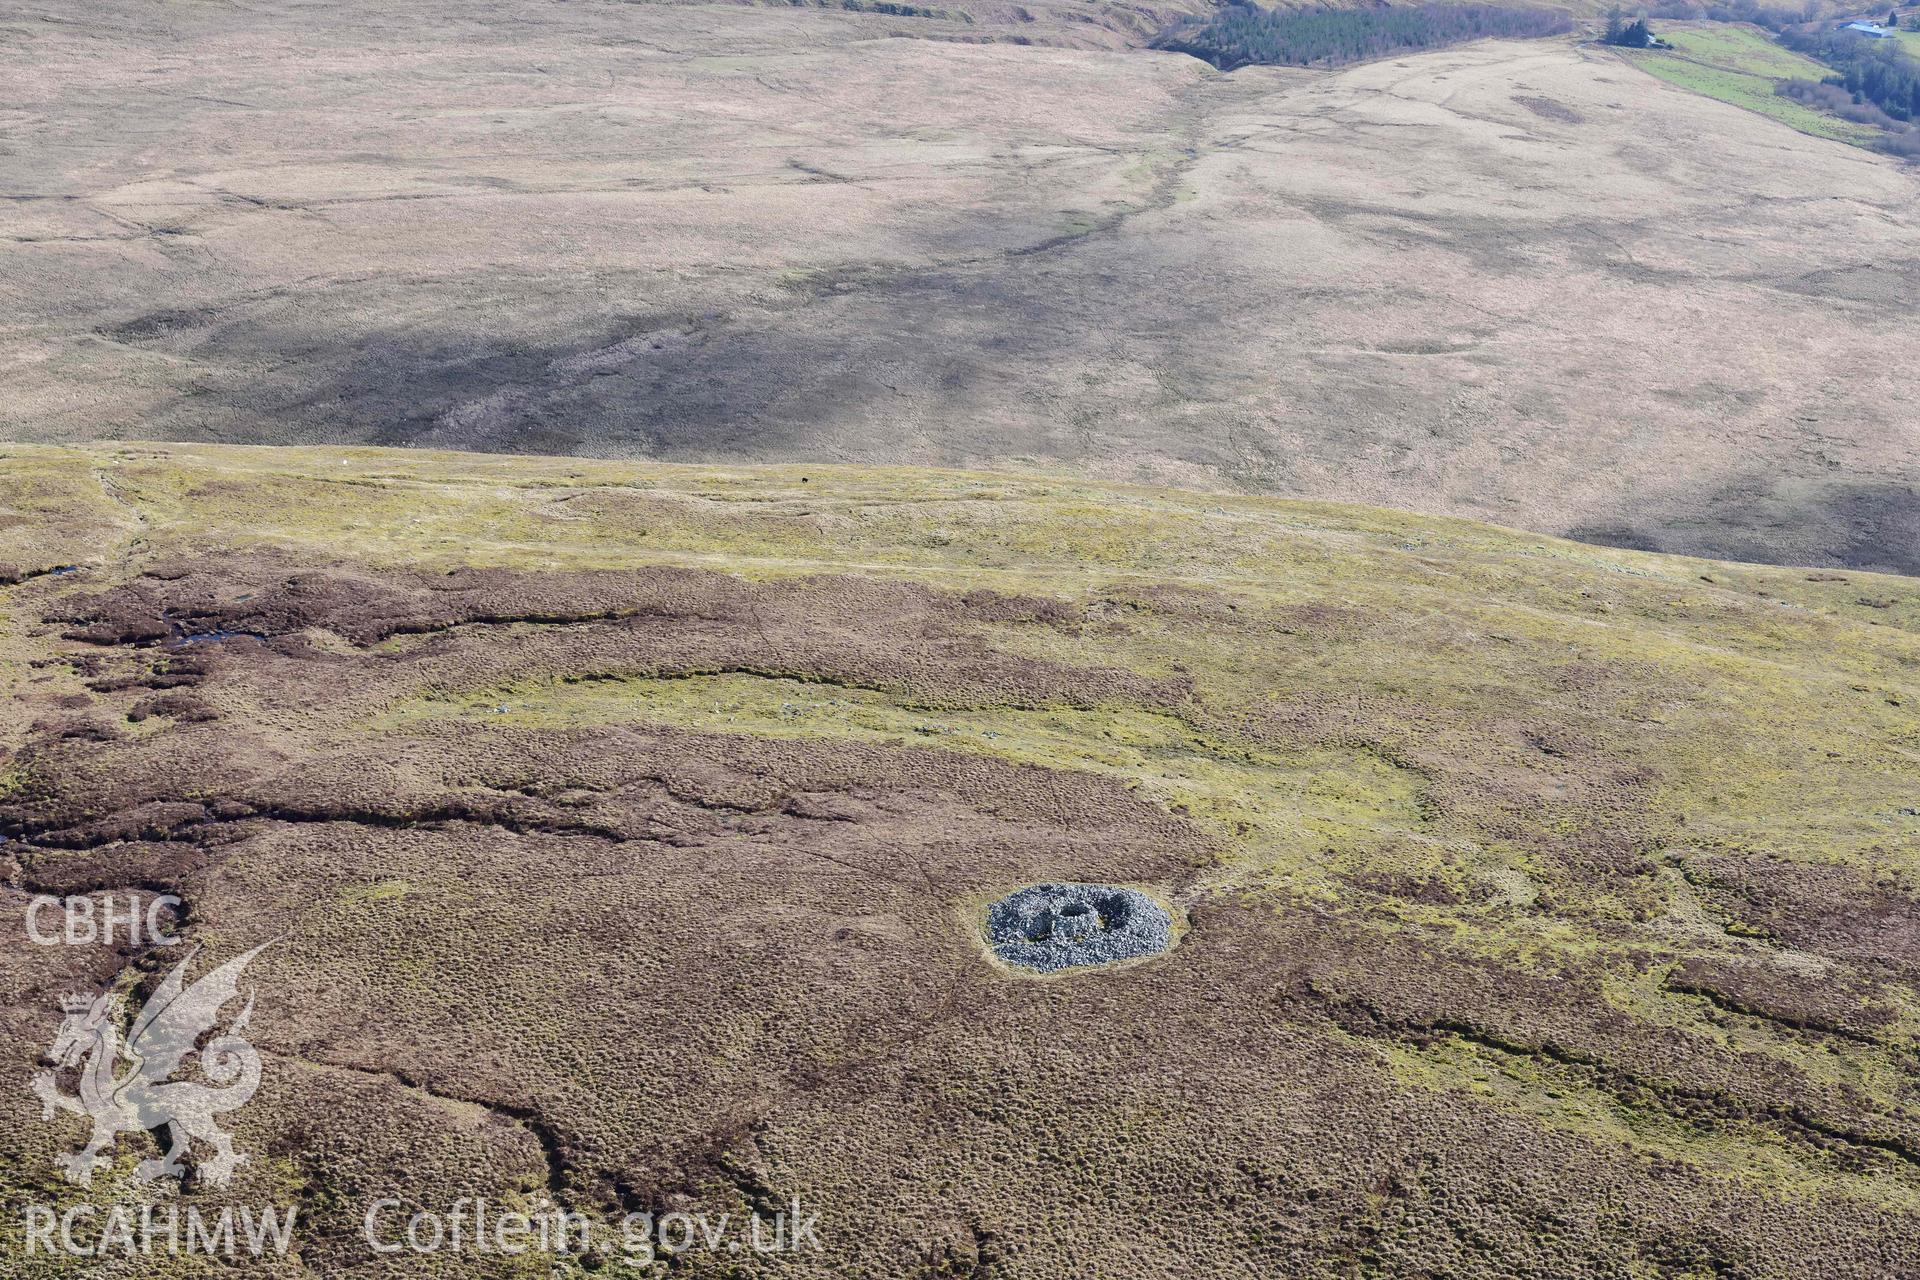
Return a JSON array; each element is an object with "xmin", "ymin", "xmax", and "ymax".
[
  {"xmin": 1659, "ymin": 24, "xmax": 1834, "ymax": 76},
  {"xmin": 1619, "ymin": 24, "xmax": 1885, "ymax": 145}
]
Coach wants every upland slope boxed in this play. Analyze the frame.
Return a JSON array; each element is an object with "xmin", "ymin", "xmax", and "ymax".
[
  {"xmin": 3, "ymin": 1, "xmax": 1917, "ymax": 572},
  {"xmin": 3, "ymin": 444, "xmax": 1920, "ymax": 1276}
]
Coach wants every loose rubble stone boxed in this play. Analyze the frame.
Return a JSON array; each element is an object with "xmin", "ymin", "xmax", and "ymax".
[{"xmin": 985, "ymin": 883, "xmax": 1174, "ymax": 973}]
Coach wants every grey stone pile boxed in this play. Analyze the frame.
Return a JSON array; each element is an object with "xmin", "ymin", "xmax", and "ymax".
[{"xmin": 984, "ymin": 883, "xmax": 1173, "ymax": 973}]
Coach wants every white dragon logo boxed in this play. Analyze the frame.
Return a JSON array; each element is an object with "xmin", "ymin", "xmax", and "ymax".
[{"xmin": 32, "ymin": 942, "xmax": 271, "ymax": 1188}]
